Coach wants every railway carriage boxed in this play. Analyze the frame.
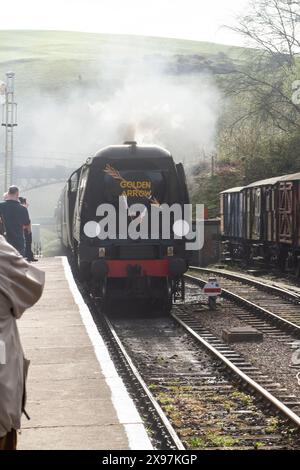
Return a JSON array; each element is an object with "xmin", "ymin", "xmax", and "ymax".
[
  {"xmin": 243, "ymin": 176, "xmax": 283, "ymax": 263},
  {"xmin": 220, "ymin": 172, "xmax": 300, "ymax": 274},
  {"xmin": 277, "ymin": 172, "xmax": 300, "ymax": 273},
  {"xmin": 57, "ymin": 142, "xmax": 190, "ymax": 311},
  {"xmin": 220, "ymin": 187, "xmax": 244, "ymax": 260}
]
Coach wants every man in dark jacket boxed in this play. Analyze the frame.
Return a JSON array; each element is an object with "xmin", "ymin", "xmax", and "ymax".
[
  {"xmin": 0, "ymin": 186, "xmax": 30, "ymax": 256},
  {"xmin": 19, "ymin": 197, "xmax": 38, "ymax": 262}
]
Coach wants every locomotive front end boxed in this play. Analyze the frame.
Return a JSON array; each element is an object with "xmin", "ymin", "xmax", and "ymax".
[{"xmin": 71, "ymin": 142, "xmax": 189, "ymax": 312}]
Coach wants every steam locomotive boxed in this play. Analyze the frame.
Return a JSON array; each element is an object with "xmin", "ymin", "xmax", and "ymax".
[
  {"xmin": 56, "ymin": 142, "xmax": 190, "ymax": 311},
  {"xmin": 220, "ymin": 172, "xmax": 300, "ymax": 275}
]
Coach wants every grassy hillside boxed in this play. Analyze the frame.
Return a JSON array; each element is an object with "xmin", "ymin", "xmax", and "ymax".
[
  {"xmin": 0, "ymin": 30, "xmax": 247, "ymax": 94},
  {"xmin": 0, "ymin": 30, "xmax": 246, "ymax": 60}
]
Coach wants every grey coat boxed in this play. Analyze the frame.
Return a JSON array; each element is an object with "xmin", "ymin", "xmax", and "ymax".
[{"xmin": 0, "ymin": 235, "xmax": 45, "ymax": 437}]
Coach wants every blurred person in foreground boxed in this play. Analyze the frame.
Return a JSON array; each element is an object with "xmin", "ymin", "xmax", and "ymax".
[
  {"xmin": 0, "ymin": 186, "xmax": 30, "ymax": 257},
  {"xmin": 0, "ymin": 235, "xmax": 45, "ymax": 450},
  {"xmin": 19, "ymin": 197, "xmax": 38, "ymax": 262}
]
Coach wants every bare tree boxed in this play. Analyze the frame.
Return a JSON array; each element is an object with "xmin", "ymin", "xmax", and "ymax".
[
  {"xmin": 225, "ymin": 0, "xmax": 300, "ymax": 132},
  {"xmin": 233, "ymin": 0, "xmax": 300, "ymax": 61}
]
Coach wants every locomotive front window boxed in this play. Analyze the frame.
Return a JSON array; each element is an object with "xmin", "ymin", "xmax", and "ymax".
[
  {"xmin": 102, "ymin": 167, "xmax": 166, "ymax": 206},
  {"xmin": 78, "ymin": 167, "xmax": 89, "ymax": 212},
  {"xmin": 70, "ymin": 172, "xmax": 79, "ymax": 193}
]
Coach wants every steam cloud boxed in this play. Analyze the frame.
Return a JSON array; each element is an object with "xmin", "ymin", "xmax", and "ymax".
[{"xmin": 15, "ymin": 57, "xmax": 221, "ymax": 169}]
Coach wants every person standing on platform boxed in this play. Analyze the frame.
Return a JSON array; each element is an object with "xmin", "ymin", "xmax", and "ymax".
[
  {"xmin": 19, "ymin": 197, "xmax": 38, "ymax": 262},
  {"xmin": 0, "ymin": 186, "xmax": 30, "ymax": 256},
  {"xmin": 0, "ymin": 235, "xmax": 45, "ymax": 450}
]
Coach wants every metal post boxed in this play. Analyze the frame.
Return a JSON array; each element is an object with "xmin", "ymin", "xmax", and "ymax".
[{"xmin": 1, "ymin": 72, "xmax": 17, "ymax": 191}]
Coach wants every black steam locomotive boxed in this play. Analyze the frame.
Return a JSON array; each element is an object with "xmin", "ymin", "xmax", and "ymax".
[{"xmin": 57, "ymin": 142, "xmax": 190, "ymax": 311}]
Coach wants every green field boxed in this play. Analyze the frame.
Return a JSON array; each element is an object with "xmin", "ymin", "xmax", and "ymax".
[{"xmin": 0, "ymin": 30, "xmax": 247, "ymax": 94}]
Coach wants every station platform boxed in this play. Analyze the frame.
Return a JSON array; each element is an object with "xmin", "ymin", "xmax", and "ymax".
[{"xmin": 18, "ymin": 257, "xmax": 152, "ymax": 450}]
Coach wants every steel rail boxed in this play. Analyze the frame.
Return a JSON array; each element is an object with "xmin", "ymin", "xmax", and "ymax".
[
  {"xmin": 185, "ymin": 272, "xmax": 300, "ymax": 336},
  {"xmin": 103, "ymin": 314, "xmax": 185, "ymax": 450},
  {"xmin": 190, "ymin": 266, "xmax": 300, "ymax": 303},
  {"xmin": 172, "ymin": 311, "xmax": 300, "ymax": 429}
]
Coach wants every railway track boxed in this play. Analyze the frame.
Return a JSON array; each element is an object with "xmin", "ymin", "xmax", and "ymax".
[
  {"xmin": 183, "ymin": 270, "xmax": 300, "ymax": 418},
  {"xmin": 189, "ymin": 266, "xmax": 300, "ymax": 300},
  {"xmin": 173, "ymin": 304, "xmax": 300, "ymax": 419},
  {"xmin": 74, "ymin": 265, "xmax": 300, "ymax": 450},
  {"xmin": 84, "ymin": 295, "xmax": 184, "ymax": 450},
  {"xmin": 188, "ymin": 266, "xmax": 300, "ymax": 337},
  {"xmin": 109, "ymin": 305, "xmax": 300, "ymax": 449},
  {"xmin": 86, "ymin": 297, "xmax": 300, "ymax": 448}
]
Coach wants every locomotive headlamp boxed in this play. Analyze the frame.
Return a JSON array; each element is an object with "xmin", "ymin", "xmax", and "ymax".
[
  {"xmin": 98, "ymin": 247, "xmax": 106, "ymax": 258},
  {"xmin": 173, "ymin": 219, "xmax": 190, "ymax": 237},
  {"xmin": 167, "ymin": 246, "xmax": 174, "ymax": 256}
]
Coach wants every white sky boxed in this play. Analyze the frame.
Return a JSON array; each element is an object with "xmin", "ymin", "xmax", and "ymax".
[{"xmin": 0, "ymin": 0, "xmax": 250, "ymax": 46}]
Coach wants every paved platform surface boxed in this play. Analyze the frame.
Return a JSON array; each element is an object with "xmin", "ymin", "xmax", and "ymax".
[{"xmin": 18, "ymin": 257, "xmax": 152, "ymax": 450}]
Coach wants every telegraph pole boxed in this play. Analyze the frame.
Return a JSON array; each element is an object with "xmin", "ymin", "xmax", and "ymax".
[{"xmin": 1, "ymin": 72, "xmax": 17, "ymax": 191}]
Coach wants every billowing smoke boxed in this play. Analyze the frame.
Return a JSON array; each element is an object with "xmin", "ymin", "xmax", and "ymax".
[{"xmin": 15, "ymin": 57, "xmax": 220, "ymax": 169}]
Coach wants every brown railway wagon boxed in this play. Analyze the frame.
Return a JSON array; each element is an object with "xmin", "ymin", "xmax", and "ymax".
[
  {"xmin": 220, "ymin": 172, "xmax": 300, "ymax": 273},
  {"xmin": 278, "ymin": 173, "xmax": 300, "ymax": 246},
  {"xmin": 220, "ymin": 187, "xmax": 244, "ymax": 239},
  {"xmin": 244, "ymin": 176, "xmax": 282, "ymax": 243}
]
